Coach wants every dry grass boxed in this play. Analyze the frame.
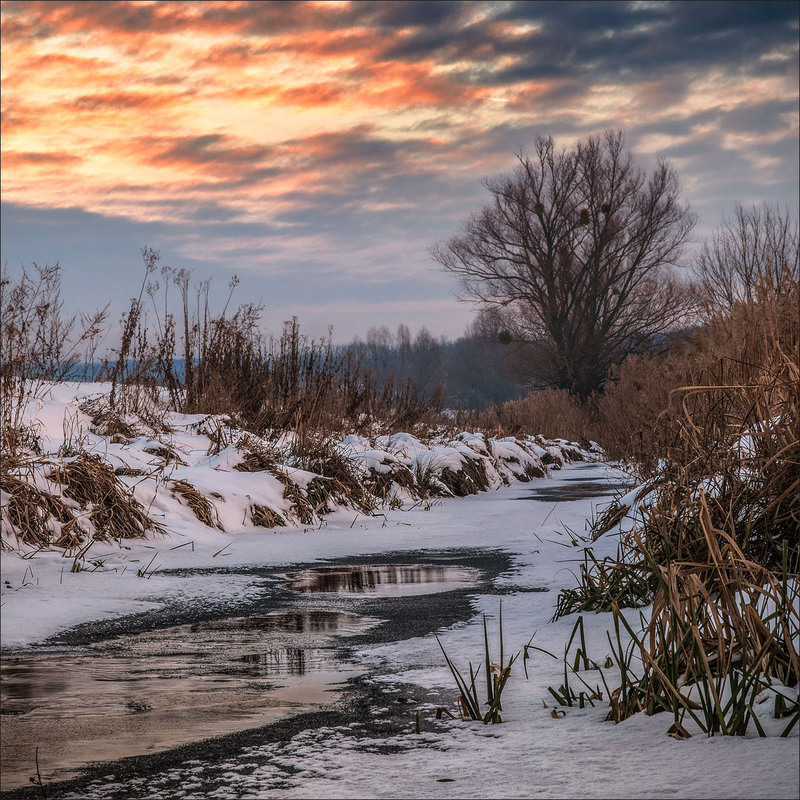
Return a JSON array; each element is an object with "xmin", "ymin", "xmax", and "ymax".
[
  {"xmin": 643, "ymin": 504, "xmax": 797, "ymax": 694},
  {"xmin": 438, "ymin": 456, "xmax": 490, "ymax": 497},
  {"xmin": 477, "ymin": 388, "xmax": 595, "ymax": 443},
  {"xmin": 232, "ymin": 434, "xmax": 282, "ymax": 472},
  {"xmin": 286, "ymin": 434, "xmax": 377, "ymax": 514},
  {"xmin": 1, "ymin": 262, "xmax": 107, "ymax": 463},
  {"xmin": 81, "ymin": 396, "xmax": 170, "ymax": 441},
  {"xmin": 602, "ymin": 273, "xmax": 797, "ymax": 568},
  {"xmin": 46, "ymin": 454, "xmax": 164, "ymax": 540},
  {"xmin": 603, "ymin": 510, "xmax": 798, "ymax": 736},
  {"xmin": 250, "ymin": 504, "xmax": 286, "ymax": 528},
  {"xmin": 144, "ymin": 445, "xmax": 186, "ymax": 466},
  {"xmin": 0, "ymin": 470, "xmax": 84, "ymax": 548},
  {"xmin": 1, "ymin": 453, "xmax": 164, "ymax": 548},
  {"xmin": 367, "ymin": 462, "xmax": 418, "ymax": 502},
  {"xmin": 598, "ymin": 265, "xmax": 798, "ymax": 475},
  {"xmin": 555, "ymin": 498, "xmax": 798, "ymax": 736},
  {"xmin": 274, "ymin": 474, "xmax": 316, "ymax": 526},
  {"xmin": 171, "ymin": 479, "xmax": 223, "ymax": 530}
]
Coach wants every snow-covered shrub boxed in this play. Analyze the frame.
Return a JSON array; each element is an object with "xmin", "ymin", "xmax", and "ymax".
[{"xmin": 1, "ymin": 263, "xmax": 106, "ymax": 462}]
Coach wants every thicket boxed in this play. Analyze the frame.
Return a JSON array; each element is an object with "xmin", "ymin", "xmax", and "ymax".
[
  {"xmin": 544, "ymin": 267, "xmax": 799, "ymax": 738},
  {"xmin": 64, "ymin": 250, "xmax": 451, "ymax": 441},
  {"xmin": 1, "ymin": 259, "xmax": 532, "ymax": 475},
  {"xmin": 491, "ymin": 265, "xmax": 798, "ymax": 549}
]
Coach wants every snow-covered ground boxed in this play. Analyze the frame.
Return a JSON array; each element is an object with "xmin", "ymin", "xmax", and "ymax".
[{"xmin": 1, "ymin": 385, "xmax": 798, "ymax": 800}]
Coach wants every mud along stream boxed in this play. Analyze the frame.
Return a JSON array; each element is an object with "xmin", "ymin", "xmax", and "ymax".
[{"xmin": 1, "ymin": 549, "xmax": 521, "ymax": 797}]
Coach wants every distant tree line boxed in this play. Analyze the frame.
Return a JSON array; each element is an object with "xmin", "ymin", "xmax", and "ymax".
[{"xmin": 341, "ymin": 309, "xmax": 526, "ymax": 411}]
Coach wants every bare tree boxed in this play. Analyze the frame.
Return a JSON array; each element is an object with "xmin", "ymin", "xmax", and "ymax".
[
  {"xmin": 409, "ymin": 326, "xmax": 444, "ymax": 396},
  {"xmin": 432, "ymin": 131, "xmax": 697, "ymax": 399},
  {"xmin": 694, "ymin": 202, "xmax": 799, "ymax": 315}
]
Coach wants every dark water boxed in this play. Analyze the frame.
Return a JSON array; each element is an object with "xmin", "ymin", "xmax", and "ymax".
[
  {"xmin": 518, "ymin": 477, "xmax": 632, "ymax": 503},
  {"xmin": 283, "ymin": 563, "xmax": 480, "ymax": 595}
]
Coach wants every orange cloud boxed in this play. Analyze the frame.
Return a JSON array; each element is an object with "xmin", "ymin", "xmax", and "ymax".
[
  {"xmin": 359, "ymin": 60, "xmax": 483, "ymax": 108},
  {"xmin": 275, "ymin": 83, "xmax": 347, "ymax": 108},
  {"xmin": 7, "ymin": 0, "xmax": 789, "ymax": 238}
]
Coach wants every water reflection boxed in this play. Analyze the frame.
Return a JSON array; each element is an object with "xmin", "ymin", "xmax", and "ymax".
[
  {"xmin": 284, "ymin": 564, "xmax": 480, "ymax": 595},
  {"xmin": 0, "ymin": 609, "xmax": 376, "ymax": 790},
  {"xmin": 237, "ymin": 647, "xmax": 328, "ymax": 675},
  {"xmin": 188, "ymin": 610, "xmax": 372, "ymax": 635}
]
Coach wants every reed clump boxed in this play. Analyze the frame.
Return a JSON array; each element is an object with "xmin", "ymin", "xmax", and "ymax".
[
  {"xmin": 46, "ymin": 453, "xmax": 164, "ymax": 540},
  {"xmin": 478, "ymin": 387, "xmax": 596, "ymax": 444},
  {"xmin": 599, "ymin": 520, "xmax": 798, "ymax": 738},
  {"xmin": 436, "ymin": 604, "xmax": 518, "ymax": 724},
  {"xmin": 0, "ymin": 470, "xmax": 84, "ymax": 548},
  {"xmin": 438, "ymin": 456, "xmax": 490, "ymax": 497},
  {"xmin": 171, "ymin": 479, "xmax": 223, "ymax": 530},
  {"xmin": 250, "ymin": 504, "xmax": 286, "ymax": 528},
  {"xmin": 596, "ymin": 264, "xmax": 798, "ymax": 478},
  {"xmin": 554, "ymin": 271, "xmax": 799, "ymax": 737},
  {"xmin": 286, "ymin": 433, "xmax": 377, "ymax": 514}
]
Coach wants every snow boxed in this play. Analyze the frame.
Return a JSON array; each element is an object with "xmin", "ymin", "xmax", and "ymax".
[{"xmin": 1, "ymin": 384, "xmax": 797, "ymax": 799}]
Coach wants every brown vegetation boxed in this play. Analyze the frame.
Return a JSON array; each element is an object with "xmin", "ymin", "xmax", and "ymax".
[
  {"xmin": 477, "ymin": 387, "xmax": 593, "ymax": 444},
  {"xmin": 548, "ymin": 266, "xmax": 798, "ymax": 737},
  {"xmin": 102, "ymin": 249, "xmax": 444, "ymax": 440},
  {"xmin": 46, "ymin": 454, "xmax": 164, "ymax": 541},
  {"xmin": 171, "ymin": 479, "xmax": 223, "ymax": 530}
]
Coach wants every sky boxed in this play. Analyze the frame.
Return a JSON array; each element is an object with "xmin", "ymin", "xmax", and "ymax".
[{"xmin": 1, "ymin": 0, "xmax": 798, "ymax": 344}]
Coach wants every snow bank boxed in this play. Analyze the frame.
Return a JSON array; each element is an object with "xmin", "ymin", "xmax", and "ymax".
[{"xmin": 2, "ymin": 383, "xmax": 599, "ymax": 553}]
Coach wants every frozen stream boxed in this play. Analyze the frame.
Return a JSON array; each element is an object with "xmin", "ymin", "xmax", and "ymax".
[
  {"xmin": 2, "ymin": 462, "xmax": 797, "ymax": 800},
  {"xmin": 1, "ymin": 563, "xmax": 486, "ymax": 789}
]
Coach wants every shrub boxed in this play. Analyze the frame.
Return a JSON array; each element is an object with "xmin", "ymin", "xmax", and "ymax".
[
  {"xmin": 1, "ymin": 262, "xmax": 107, "ymax": 461},
  {"xmin": 476, "ymin": 388, "xmax": 596, "ymax": 443}
]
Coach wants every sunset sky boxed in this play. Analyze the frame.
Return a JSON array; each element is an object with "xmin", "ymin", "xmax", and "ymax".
[{"xmin": 2, "ymin": 0, "xmax": 798, "ymax": 342}]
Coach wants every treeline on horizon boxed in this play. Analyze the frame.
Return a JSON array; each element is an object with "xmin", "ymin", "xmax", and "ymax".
[
  {"xmin": 2, "ymin": 257, "xmax": 536, "ymax": 442},
  {"xmin": 56, "ymin": 313, "xmax": 528, "ymax": 413}
]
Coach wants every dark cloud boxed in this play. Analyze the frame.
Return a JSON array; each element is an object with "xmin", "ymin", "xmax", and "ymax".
[
  {"xmin": 355, "ymin": 0, "xmax": 472, "ymax": 29},
  {"xmin": 721, "ymin": 99, "xmax": 798, "ymax": 134},
  {"xmin": 668, "ymin": 0, "xmax": 798, "ymax": 33},
  {"xmin": 2, "ymin": 151, "xmax": 82, "ymax": 166},
  {"xmin": 140, "ymin": 134, "xmax": 277, "ymax": 174},
  {"xmin": 70, "ymin": 90, "xmax": 182, "ymax": 112},
  {"xmin": 373, "ymin": 0, "xmax": 798, "ymax": 87}
]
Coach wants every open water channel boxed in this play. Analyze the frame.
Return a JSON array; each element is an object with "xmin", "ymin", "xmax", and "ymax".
[{"xmin": 1, "ymin": 553, "xmax": 509, "ymax": 795}]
